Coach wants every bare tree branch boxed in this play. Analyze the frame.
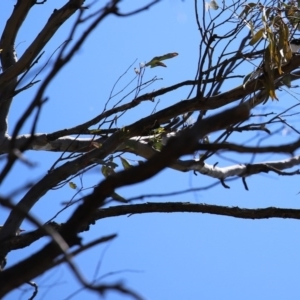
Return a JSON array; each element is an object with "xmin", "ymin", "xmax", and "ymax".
[
  {"xmin": 2, "ymin": 0, "xmax": 300, "ymax": 298},
  {"xmin": 0, "ymin": 0, "xmax": 85, "ymax": 90},
  {"xmin": 93, "ymin": 202, "xmax": 300, "ymax": 221}
]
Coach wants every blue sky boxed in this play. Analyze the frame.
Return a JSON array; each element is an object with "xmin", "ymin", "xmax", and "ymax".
[{"xmin": 1, "ymin": 0, "xmax": 300, "ymax": 299}]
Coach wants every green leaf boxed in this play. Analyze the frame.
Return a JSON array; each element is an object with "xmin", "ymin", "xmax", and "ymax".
[
  {"xmin": 120, "ymin": 156, "xmax": 132, "ymax": 170},
  {"xmin": 152, "ymin": 127, "xmax": 165, "ymax": 134},
  {"xmin": 149, "ymin": 61, "xmax": 167, "ymax": 68},
  {"xmin": 92, "ymin": 159, "xmax": 118, "ymax": 168},
  {"xmin": 89, "ymin": 129, "xmax": 102, "ymax": 134},
  {"xmin": 124, "ymin": 140, "xmax": 138, "ymax": 150},
  {"xmin": 153, "ymin": 141, "xmax": 163, "ymax": 151},
  {"xmin": 69, "ymin": 182, "xmax": 77, "ymax": 189},
  {"xmin": 264, "ymin": 45, "xmax": 278, "ymax": 100},
  {"xmin": 243, "ymin": 72, "xmax": 253, "ymax": 88},
  {"xmin": 282, "ymin": 75, "xmax": 291, "ymax": 88},
  {"xmin": 249, "ymin": 28, "xmax": 264, "ymax": 45},
  {"xmin": 110, "ymin": 191, "xmax": 127, "ymax": 203},
  {"xmin": 145, "ymin": 52, "xmax": 178, "ymax": 68},
  {"xmin": 101, "ymin": 165, "xmax": 116, "ymax": 178},
  {"xmin": 239, "ymin": 3, "xmax": 257, "ymax": 18}
]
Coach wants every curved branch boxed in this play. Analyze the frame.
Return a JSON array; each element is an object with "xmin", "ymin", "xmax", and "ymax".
[
  {"xmin": 93, "ymin": 202, "xmax": 300, "ymax": 221},
  {"xmin": 0, "ymin": 127, "xmax": 134, "ymax": 241},
  {"xmin": 0, "ymin": 134, "xmax": 104, "ymax": 154},
  {"xmin": 4, "ymin": 132, "xmax": 300, "ymax": 179},
  {"xmin": 0, "ymin": 0, "xmax": 85, "ymax": 90},
  {"xmin": 0, "ymin": 1, "xmax": 34, "ymax": 68},
  {"xmin": 124, "ymin": 55, "xmax": 300, "ymax": 128},
  {"xmin": 113, "ymin": 0, "xmax": 160, "ymax": 17},
  {"xmin": 46, "ymin": 57, "xmax": 300, "ymax": 142},
  {"xmin": 5, "ymin": 201, "xmax": 300, "ymax": 254},
  {"xmin": 0, "ymin": 1, "xmax": 35, "ymax": 137},
  {"xmin": 0, "ymin": 104, "xmax": 250, "ymax": 295}
]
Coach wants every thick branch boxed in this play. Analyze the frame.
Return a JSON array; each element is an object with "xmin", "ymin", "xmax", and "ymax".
[
  {"xmin": 0, "ymin": 1, "xmax": 34, "ymax": 68},
  {"xmin": 0, "ymin": 103, "xmax": 250, "ymax": 244},
  {"xmin": 4, "ymin": 134, "xmax": 300, "ymax": 179},
  {"xmin": 5, "ymin": 202, "xmax": 300, "ymax": 253},
  {"xmin": 0, "ymin": 0, "xmax": 85, "ymax": 90},
  {"xmin": 0, "ymin": 131, "xmax": 126, "ymax": 241},
  {"xmin": 0, "ymin": 104, "xmax": 250, "ymax": 294},
  {"xmin": 0, "ymin": 1, "xmax": 35, "ymax": 137},
  {"xmin": 0, "ymin": 134, "xmax": 103, "ymax": 154}
]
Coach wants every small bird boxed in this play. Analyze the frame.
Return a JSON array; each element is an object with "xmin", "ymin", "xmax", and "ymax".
[{"xmin": 290, "ymin": 39, "xmax": 300, "ymax": 53}]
